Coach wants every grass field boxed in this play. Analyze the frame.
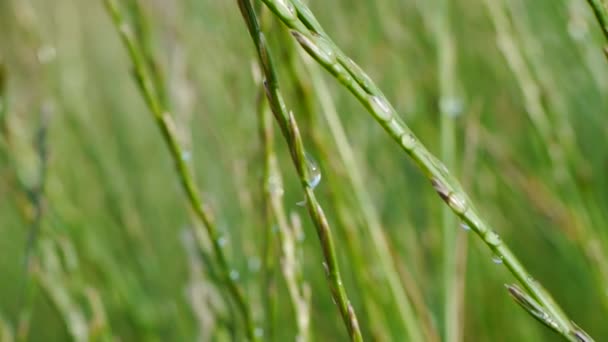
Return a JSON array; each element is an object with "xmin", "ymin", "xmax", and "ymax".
[{"xmin": 1, "ymin": 0, "xmax": 608, "ymax": 341}]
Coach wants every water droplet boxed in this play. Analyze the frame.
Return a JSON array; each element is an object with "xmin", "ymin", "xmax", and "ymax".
[
  {"xmin": 440, "ymin": 96, "xmax": 464, "ymax": 117},
  {"xmin": 217, "ymin": 236, "xmax": 227, "ymax": 247},
  {"xmin": 181, "ymin": 151, "xmax": 192, "ymax": 162},
  {"xmin": 447, "ymin": 193, "xmax": 468, "ymax": 214},
  {"xmin": 296, "ymin": 198, "xmax": 307, "ymax": 207},
  {"xmin": 229, "ymin": 270, "xmax": 240, "ymax": 281},
  {"xmin": 370, "ymin": 96, "xmax": 392, "ymax": 121},
  {"xmin": 254, "ymin": 327, "xmax": 264, "ymax": 338},
  {"xmin": 386, "ymin": 118, "xmax": 405, "ymax": 137},
  {"xmin": 400, "ymin": 133, "xmax": 416, "ymax": 150},
  {"xmin": 304, "ymin": 152, "xmax": 321, "ymax": 189},
  {"xmin": 248, "ymin": 257, "xmax": 261, "ymax": 272},
  {"xmin": 491, "ymin": 254, "xmax": 503, "ymax": 264},
  {"xmin": 485, "ymin": 231, "xmax": 501, "ymax": 247},
  {"xmin": 460, "ymin": 223, "xmax": 471, "ymax": 231}
]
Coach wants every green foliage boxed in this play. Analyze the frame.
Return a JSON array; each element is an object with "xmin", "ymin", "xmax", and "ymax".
[{"xmin": 0, "ymin": 0, "xmax": 606, "ymax": 341}]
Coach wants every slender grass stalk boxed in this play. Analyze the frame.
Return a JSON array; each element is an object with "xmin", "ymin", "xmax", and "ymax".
[
  {"xmin": 258, "ymin": 0, "xmax": 592, "ymax": 340},
  {"xmin": 237, "ymin": 1, "xmax": 362, "ymax": 340},
  {"xmin": 281, "ymin": 211, "xmax": 312, "ymax": 342},
  {"xmin": 125, "ymin": 0, "xmax": 168, "ymax": 108},
  {"xmin": 505, "ymin": 284, "xmax": 566, "ymax": 335},
  {"xmin": 302, "ymin": 55, "xmax": 429, "ymax": 342},
  {"xmin": 435, "ymin": 0, "xmax": 462, "ymax": 340},
  {"xmin": 36, "ymin": 241, "xmax": 89, "ymax": 342},
  {"xmin": 14, "ymin": 106, "xmax": 51, "ymax": 342},
  {"xmin": 276, "ymin": 19, "xmax": 430, "ymax": 339},
  {"xmin": 258, "ymin": 88, "xmax": 278, "ymax": 340},
  {"xmin": 101, "ymin": 1, "xmax": 258, "ymax": 340},
  {"xmin": 258, "ymin": 91, "xmax": 311, "ymax": 341}
]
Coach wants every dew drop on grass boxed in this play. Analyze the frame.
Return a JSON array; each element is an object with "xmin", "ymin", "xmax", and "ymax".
[
  {"xmin": 386, "ymin": 118, "xmax": 405, "ymax": 137},
  {"xmin": 296, "ymin": 198, "xmax": 307, "ymax": 207},
  {"xmin": 447, "ymin": 193, "xmax": 468, "ymax": 214},
  {"xmin": 229, "ymin": 270, "xmax": 240, "ymax": 281},
  {"xmin": 400, "ymin": 133, "xmax": 416, "ymax": 150},
  {"xmin": 304, "ymin": 152, "xmax": 321, "ymax": 189},
  {"xmin": 440, "ymin": 96, "xmax": 464, "ymax": 117},
  {"xmin": 370, "ymin": 95, "xmax": 392, "ymax": 121},
  {"xmin": 217, "ymin": 236, "xmax": 227, "ymax": 247},
  {"xmin": 485, "ymin": 231, "xmax": 502, "ymax": 247},
  {"xmin": 181, "ymin": 150, "xmax": 191, "ymax": 162},
  {"xmin": 491, "ymin": 254, "xmax": 503, "ymax": 264},
  {"xmin": 460, "ymin": 223, "xmax": 471, "ymax": 231}
]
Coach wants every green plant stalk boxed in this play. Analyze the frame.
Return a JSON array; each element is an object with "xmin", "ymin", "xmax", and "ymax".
[
  {"xmin": 302, "ymin": 55, "xmax": 428, "ymax": 342},
  {"xmin": 278, "ymin": 21, "xmax": 428, "ymax": 339},
  {"xmin": 293, "ymin": 56, "xmax": 406, "ymax": 339},
  {"xmin": 258, "ymin": 89, "xmax": 278, "ymax": 341},
  {"xmin": 585, "ymin": 0, "xmax": 608, "ymax": 44},
  {"xmin": 435, "ymin": 1, "xmax": 461, "ymax": 341},
  {"xmin": 284, "ymin": 71, "xmax": 393, "ymax": 337},
  {"xmin": 36, "ymin": 242, "xmax": 89, "ymax": 342},
  {"xmin": 258, "ymin": 92, "xmax": 311, "ymax": 341},
  {"xmin": 102, "ymin": 1, "xmax": 258, "ymax": 340},
  {"xmin": 259, "ymin": 0, "xmax": 591, "ymax": 339},
  {"xmin": 125, "ymin": 0, "xmax": 167, "ymax": 108},
  {"xmin": 237, "ymin": 1, "xmax": 362, "ymax": 340},
  {"xmin": 506, "ymin": 284, "xmax": 564, "ymax": 335}
]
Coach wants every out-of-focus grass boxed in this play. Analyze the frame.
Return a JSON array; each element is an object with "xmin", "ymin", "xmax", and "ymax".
[{"xmin": 0, "ymin": 0, "xmax": 607, "ymax": 341}]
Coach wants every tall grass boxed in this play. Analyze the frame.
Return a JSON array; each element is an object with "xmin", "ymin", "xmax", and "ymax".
[{"xmin": 0, "ymin": 0, "xmax": 607, "ymax": 341}]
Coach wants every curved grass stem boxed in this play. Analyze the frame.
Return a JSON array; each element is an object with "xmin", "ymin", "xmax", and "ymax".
[
  {"xmin": 102, "ymin": 1, "xmax": 258, "ymax": 340},
  {"xmin": 237, "ymin": 1, "xmax": 362, "ymax": 340},
  {"xmin": 435, "ymin": 0, "xmax": 462, "ymax": 340},
  {"xmin": 258, "ymin": 91, "xmax": 311, "ymax": 341},
  {"xmin": 302, "ymin": 55, "xmax": 430, "ymax": 342}
]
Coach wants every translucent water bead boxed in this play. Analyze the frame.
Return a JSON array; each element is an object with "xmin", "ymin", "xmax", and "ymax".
[{"xmin": 304, "ymin": 152, "xmax": 321, "ymax": 189}]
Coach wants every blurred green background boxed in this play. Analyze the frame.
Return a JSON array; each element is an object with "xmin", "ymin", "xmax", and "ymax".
[{"xmin": 1, "ymin": 0, "xmax": 607, "ymax": 341}]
